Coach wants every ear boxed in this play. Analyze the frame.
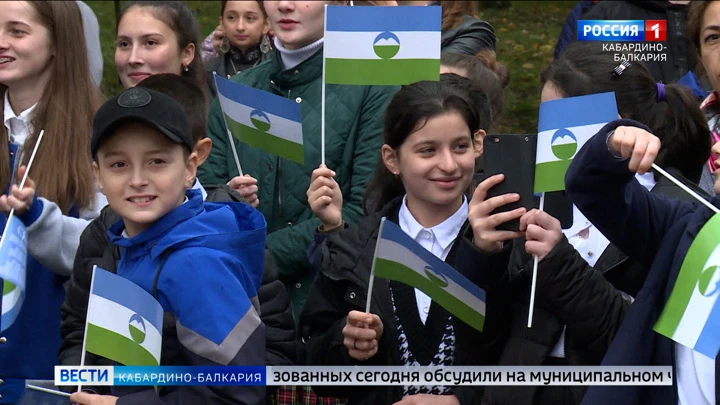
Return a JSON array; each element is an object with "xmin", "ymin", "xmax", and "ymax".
[
  {"xmin": 185, "ymin": 151, "xmax": 199, "ymax": 189},
  {"xmin": 181, "ymin": 43, "xmax": 195, "ymax": 69},
  {"xmin": 92, "ymin": 161, "xmax": 105, "ymax": 194},
  {"xmin": 263, "ymin": 18, "xmax": 271, "ymax": 34},
  {"xmin": 473, "ymin": 129, "xmax": 486, "ymax": 158},
  {"xmin": 381, "ymin": 144, "xmax": 400, "ymax": 176},
  {"xmin": 194, "ymin": 138, "xmax": 213, "ymax": 167}
]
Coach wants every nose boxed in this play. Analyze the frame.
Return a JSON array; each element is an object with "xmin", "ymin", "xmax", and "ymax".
[
  {"xmin": 128, "ymin": 44, "xmax": 143, "ymax": 66},
  {"xmin": 437, "ymin": 149, "xmax": 459, "ymax": 173},
  {"xmin": 235, "ymin": 18, "xmax": 247, "ymax": 32},
  {"xmin": 712, "ymin": 139, "xmax": 720, "ymax": 157},
  {"xmin": 277, "ymin": 0, "xmax": 294, "ymax": 12},
  {"xmin": 129, "ymin": 167, "xmax": 148, "ymax": 188},
  {"xmin": 0, "ymin": 33, "xmax": 9, "ymax": 50}
]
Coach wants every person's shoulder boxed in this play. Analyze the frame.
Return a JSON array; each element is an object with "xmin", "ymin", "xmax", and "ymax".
[{"xmin": 232, "ymin": 54, "xmax": 278, "ymax": 86}]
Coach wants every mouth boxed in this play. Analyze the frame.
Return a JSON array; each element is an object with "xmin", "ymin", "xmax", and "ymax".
[
  {"xmin": 127, "ymin": 195, "xmax": 156, "ymax": 204},
  {"xmin": 0, "ymin": 56, "xmax": 15, "ymax": 64},
  {"xmin": 234, "ymin": 35, "xmax": 249, "ymax": 41},
  {"xmin": 277, "ymin": 19, "xmax": 299, "ymax": 29},
  {"xmin": 431, "ymin": 177, "xmax": 461, "ymax": 187},
  {"xmin": 128, "ymin": 72, "xmax": 151, "ymax": 80}
]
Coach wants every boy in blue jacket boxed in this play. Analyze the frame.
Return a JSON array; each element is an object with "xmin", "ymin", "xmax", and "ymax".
[
  {"xmin": 565, "ymin": 119, "xmax": 717, "ymax": 405},
  {"xmin": 70, "ymin": 87, "xmax": 267, "ymax": 405}
]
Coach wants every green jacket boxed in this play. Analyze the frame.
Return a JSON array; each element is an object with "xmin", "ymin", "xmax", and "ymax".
[{"xmin": 199, "ymin": 48, "xmax": 397, "ymax": 318}]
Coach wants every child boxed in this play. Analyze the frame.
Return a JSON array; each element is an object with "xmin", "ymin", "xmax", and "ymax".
[
  {"xmin": 69, "ymin": 87, "xmax": 267, "ymax": 405},
  {"xmin": 565, "ymin": 122, "xmax": 717, "ymax": 405},
  {"xmin": 300, "ymin": 80, "xmax": 505, "ymax": 404}
]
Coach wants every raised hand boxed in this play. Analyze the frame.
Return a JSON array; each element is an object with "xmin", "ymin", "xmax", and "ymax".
[
  {"xmin": 468, "ymin": 174, "xmax": 526, "ymax": 252},
  {"xmin": 608, "ymin": 126, "xmax": 661, "ymax": 174},
  {"xmin": 0, "ymin": 165, "xmax": 35, "ymax": 215},
  {"xmin": 520, "ymin": 209, "xmax": 562, "ymax": 261},
  {"xmin": 307, "ymin": 165, "xmax": 343, "ymax": 230},
  {"xmin": 227, "ymin": 174, "xmax": 259, "ymax": 208}
]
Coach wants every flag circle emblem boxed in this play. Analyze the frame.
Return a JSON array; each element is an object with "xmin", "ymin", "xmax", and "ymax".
[
  {"xmin": 550, "ymin": 128, "xmax": 578, "ymax": 160},
  {"xmin": 250, "ymin": 109, "xmax": 271, "ymax": 132},
  {"xmin": 424, "ymin": 265, "xmax": 449, "ymax": 288},
  {"xmin": 128, "ymin": 314, "xmax": 147, "ymax": 344},
  {"xmin": 373, "ymin": 32, "xmax": 400, "ymax": 59},
  {"xmin": 698, "ymin": 265, "xmax": 720, "ymax": 297}
]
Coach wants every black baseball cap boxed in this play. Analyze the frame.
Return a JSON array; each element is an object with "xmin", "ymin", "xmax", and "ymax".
[{"xmin": 91, "ymin": 87, "xmax": 193, "ymax": 158}]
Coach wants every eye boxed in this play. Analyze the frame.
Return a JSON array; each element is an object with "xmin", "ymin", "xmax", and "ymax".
[
  {"xmin": 10, "ymin": 29, "xmax": 26, "ymax": 36},
  {"xmin": 247, "ymin": 15, "xmax": 257, "ymax": 22},
  {"xmin": 419, "ymin": 147, "xmax": 435, "ymax": 155},
  {"xmin": 149, "ymin": 158, "xmax": 166, "ymax": 165},
  {"xmin": 705, "ymin": 33, "xmax": 720, "ymax": 43},
  {"xmin": 145, "ymin": 39, "xmax": 158, "ymax": 47},
  {"xmin": 110, "ymin": 161, "xmax": 127, "ymax": 168},
  {"xmin": 116, "ymin": 40, "xmax": 130, "ymax": 49},
  {"xmin": 454, "ymin": 143, "xmax": 470, "ymax": 151}
]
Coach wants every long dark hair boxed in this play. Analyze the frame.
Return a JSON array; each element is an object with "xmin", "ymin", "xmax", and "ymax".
[
  {"xmin": 0, "ymin": 1, "xmax": 101, "ymax": 212},
  {"xmin": 542, "ymin": 42, "xmax": 710, "ymax": 183},
  {"xmin": 441, "ymin": 52, "xmax": 504, "ymax": 125},
  {"xmin": 362, "ymin": 80, "xmax": 481, "ymax": 214},
  {"xmin": 119, "ymin": 1, "xmax": 206, "ymax": 94}
]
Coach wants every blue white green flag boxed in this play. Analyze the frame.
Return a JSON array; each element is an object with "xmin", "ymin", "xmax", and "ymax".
[
  {"xmin": 215, "ymin": 74, "xmax": 304, "ymax": 164},
  {"xmin": 84, "ymin": 267, "xmax": 163, "ymax": 366},
  {"xmin": 372, "ymin": 218, "xmax": 486, "ymax": 331},
  {"xmin": 654, "ymin": 213, "xmax": 720, "ymax": 358},
  {"xmin": 0, "ymin": 215, "xmax": 27, "ymax": 332},
  {"xmin": 535, "ymin": 92, "xmax": 618, "ymax": 193},
  {"xmin": 324, "ymin": 6, "xmax": 441, "ymax": 85}
]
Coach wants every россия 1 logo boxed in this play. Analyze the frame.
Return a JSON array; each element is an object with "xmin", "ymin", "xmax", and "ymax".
[{"xmin": 577, "ymin": 20, "xmax": 666, "ymax": 41}]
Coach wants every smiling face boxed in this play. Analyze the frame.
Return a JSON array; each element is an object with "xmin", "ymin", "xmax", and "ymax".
[
  {"xmin": 114, "ymin": 7, "xmax": 195, "ymax": 89},
  {"xmin": 383, "ymin": 111, "xmax": 478, "ymax": 218},
  {"xmin": 93, "ymin": 122, "xmax": 197, "ymax": 238},
  {"xmin": 0, "ymin": 1, "xmax": 53, "ymax": 97},
  {"xmin": 263, "ymin": 1, "xmax": 326, "ymax": 50},
  {"xmin": 221, "ymin": 1, "xmax": 269, "ymax": 52}
]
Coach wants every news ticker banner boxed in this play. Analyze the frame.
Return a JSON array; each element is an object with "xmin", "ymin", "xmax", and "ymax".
[{"xmin": 55, "ymin": 365, "xmax": 673, "ymax": 387}]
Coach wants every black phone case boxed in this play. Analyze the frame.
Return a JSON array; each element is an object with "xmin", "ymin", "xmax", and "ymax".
[{"xmin": 483, "ymin": 134, "xmax": 538, "ymax": 232}]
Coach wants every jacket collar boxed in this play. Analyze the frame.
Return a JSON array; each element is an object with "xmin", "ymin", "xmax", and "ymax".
[
  {"xmin": 267, "ymin": 46, "xmax": 323, "ymax": 90},
  {"xmin": 107, "ymin": 188, "xmax": 204, "ymax": 259},
  {"xmin": 398, "ymin": 195, "xmax": 468, "ymax": 253}
]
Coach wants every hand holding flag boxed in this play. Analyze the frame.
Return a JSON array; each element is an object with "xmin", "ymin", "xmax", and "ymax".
[
  {"xmin": 307, "ymin": 165, "xmax": 343, "ymax": 231},
  {"xmin": 520, "ymin": 209, "xmax": 562, "ymax": 261},
  {"xmin": 227, "ymin": 174, "xmax": 259, "ymax": 208},
  {"xmin": 607, "ymin": 126, "xmax": 661, "ymax": 175},
  {"xmin": 342, "ymin": 310, "xmax": 383, "ymax": 361},
  {"xmin": 0, "ymin": 166, "xmax": 35, "ymax": 216}
]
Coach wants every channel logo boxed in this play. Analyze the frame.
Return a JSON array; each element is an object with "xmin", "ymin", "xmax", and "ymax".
[{"xmin": 578, "ymin": 20, "xmax": 666, "ymax": 42}]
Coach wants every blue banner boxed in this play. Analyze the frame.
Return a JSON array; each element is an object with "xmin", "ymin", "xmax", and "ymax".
[{"xmin": 0, "ymin": 215, "xmax": 27, "ymax": 331}]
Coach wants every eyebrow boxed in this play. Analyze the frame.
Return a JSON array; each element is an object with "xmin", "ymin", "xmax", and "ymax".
[
  {"xmin": 703, "ymin": 25, "xmax": 720, "ymax": 33},
  {"xmin": 7, "ymin": 21, "xmax": 31, "ymax": 28},
  {"xmin": 101, "ymin": 148, "xmax": 173, "ymax": 159}
]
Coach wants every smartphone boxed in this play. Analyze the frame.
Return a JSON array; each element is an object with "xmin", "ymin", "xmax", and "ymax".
[{"xmin": 482, "ymin": 134, "xmax": 538, "ymax": 232}]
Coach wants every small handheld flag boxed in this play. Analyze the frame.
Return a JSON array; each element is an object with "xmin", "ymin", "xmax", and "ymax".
[
  {"xmin": 83, "ymin": 267, "xmax": 164, "ymax": 366},
  {"xmin": 654, "ymin": 213, "xmax": 720, "ymax": 359},
  {"xmin": 534, "ymin": 92, "xmax": 619, "ymax": 193},
  {"xmin": 324, "ymin": 6, "xmax": 441, "ymax": 86},
  {"xmin": 0, "ymin": 216, "xmax": 27, "ymax": 332},
  {"xmin": 0, "ymin": 129, "xmax": 43, "ymax": 331},
  {"xmin": 215, "ymin": 75, "xmax": 304, "ymax": 165},
  {"xmin": 369, "ymin": 218, "xmax": 486, "ymax": 332}
]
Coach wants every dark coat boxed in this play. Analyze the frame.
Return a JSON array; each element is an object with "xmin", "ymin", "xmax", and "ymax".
[
  {"xmin": 566, "ymin": 119, "xmax": 720, "ymax": 405},
  {"xmin": 300, "ymin": 197, "xmax": 510, "ymax": 405}
]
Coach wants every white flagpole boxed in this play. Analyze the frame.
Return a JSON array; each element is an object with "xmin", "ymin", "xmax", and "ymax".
[
  {"xmin": 213, "ymin": 72, "xmax": 244, "ymax": 176},
  {"xmin": 527, "ymin": 192, "xmax": 545, "ymax": 328},
  {"xmin": 5, "ymin": 129, "xmax": 45, "ymax": 227},
  {"xmin": 321, "ymin": 5, "xmax": 327, "ymax": 167},
  {"xmin": 365, "ymin": 218, "xmax": 387, "ymax": 313},
  {"xmin": 652, "ymin": 164, "xmax": 719, "ymax": 213},
  {"xmin": 78, "ymin": 266, "xmax": 98, "ymax": 393}
]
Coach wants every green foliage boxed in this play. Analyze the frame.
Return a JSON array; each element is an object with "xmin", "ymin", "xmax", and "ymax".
[{"xmin": 87, "ymin": 1, "xmax": 574, "ymax": 134}]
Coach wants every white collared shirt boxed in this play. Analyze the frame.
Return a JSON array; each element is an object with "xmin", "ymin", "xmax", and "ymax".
[
  {"xmin": 398, "ymin": 195, "xmax": 468, "ymax": 324},
  {"xmin": 3, "ymin": 91, "xmax": 37, "ymax": 149}
]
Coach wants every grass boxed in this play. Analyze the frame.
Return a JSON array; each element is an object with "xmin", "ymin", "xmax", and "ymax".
[{"xmin": 87, "ymin": 0, "xmax": 575, "ymax": 134}]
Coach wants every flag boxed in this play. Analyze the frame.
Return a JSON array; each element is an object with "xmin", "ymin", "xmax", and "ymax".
[
  {"xmin": 215, "ymin": 75, "xmax": 304, "ymax": 164},
  {"xmin": 0, "ymin": 215, "xmax": 27, "ymax": 332},
  {"xmin": 372, "ymin": 218, "xmax": 486, "ymax": 331},
  {"xmin": 534, "ymin": 92, "xmax": 619, "ymax": 193},
  {"xmin": 85, "ymin": 267, "xmax": 163, "ymax": 366},
  {"xmin": 324, "ymin": 5, "xmax": 441, "ymax": 85},
  {"xmin": 654, "ymin": 213, "xmax": 720, "ymax": 359}
]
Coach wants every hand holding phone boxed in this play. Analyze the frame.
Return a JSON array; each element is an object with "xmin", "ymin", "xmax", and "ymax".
[{"xmin": 468, "ymin": 174, "xmax": 527, "ymax": 252}]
